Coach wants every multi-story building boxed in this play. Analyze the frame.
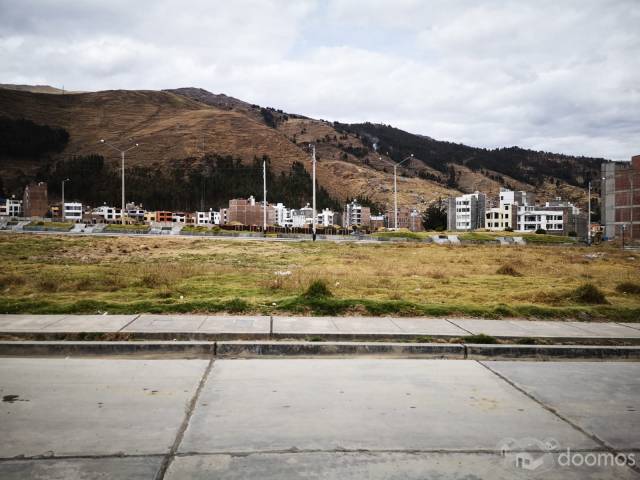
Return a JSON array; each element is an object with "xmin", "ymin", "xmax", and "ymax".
[
  {"xmin": 196, "ymin": 210, "xmax": 221, "ymax": 225},
  {"xmin": 601, "ymin": 154, "xmax": 640, "ymax": 242},
  {"xmin": 343, "ymin": 201, "xmax": 371, "ymax": 228},
  {"xmin": 144, "ymin": 211, "xmax": 157, "ymax": 223},
  {"xmin": 62, "ymin": 202, "xmax": 83, "ymax": 222},
  {"xmin": 156, "ymin": 211, "xmax": 173, "ymax": 223},
  {"xmin": 227, "ymin": 196, "xmax": 276, "ymax": 226},
  {"xmin": 0, "ymin": 197, "xmax": 23, "ymax": 217},
  {"xmin": 447, "ymin": 192, "xmax": 486, "ymax": 231},
  {"xmin": 23, "ymin": 182, "xmax": 48, "ymax": 217},
  {"xmin": 317, "ymin": 208, "xmax": 334, "ymax": 227},
  {"xmin": 125, "ymin": 202, "xmax": 145, "ymax": 222},
  {"xmin": 94, "ymin": 206, "xmax": 121, "ymax": 222}
]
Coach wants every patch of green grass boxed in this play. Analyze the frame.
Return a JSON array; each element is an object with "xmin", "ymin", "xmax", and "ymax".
[
  {"xmin": 373, "ymin": 230, "xmax": 425, "ymax": 241},
  {"xmin": 516, "ymin": 337, "xmax": 539, "ymax": 345},
  {"xmin": 25, "ymin": 221, "xmax": 74, "ymax": 231},
  {"xmin": 521, "ymin": 234, "xmax": 575, "ymax": 244},
  {"xmin": 458, "ymin": 232, "xmax": 496, "ymax": 242},
  {"xmin": 464, "ymin": 333, "xmax": 498, "ymax": 344},
  {"xmin": 104, "ymin": 224, "xmax": 150, "ymax": 233}
]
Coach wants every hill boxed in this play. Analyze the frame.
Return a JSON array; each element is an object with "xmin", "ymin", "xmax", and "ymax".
[{"xmin": 0, "ymin": 85, "xmax": 605, "ymax": 212}]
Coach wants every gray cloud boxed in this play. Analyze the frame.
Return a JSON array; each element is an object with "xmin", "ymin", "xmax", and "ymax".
[{"xmin": 0, "ymin": 0, "xmax": 638, "ymax": 159}]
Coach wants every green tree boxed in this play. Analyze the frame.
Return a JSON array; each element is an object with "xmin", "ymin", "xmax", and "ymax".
[{"xmin": 422, "ymin": 198, "xmax": 447, "ymax": 230}]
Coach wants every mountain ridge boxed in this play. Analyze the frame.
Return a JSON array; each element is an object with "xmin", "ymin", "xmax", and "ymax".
[{"xmin": 0, "ymin": 83, "xmax": 604, "ymax": 210}]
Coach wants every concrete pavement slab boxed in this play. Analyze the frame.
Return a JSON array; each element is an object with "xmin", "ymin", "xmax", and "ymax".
[
  {"xmin": 391, "ymin": 317, "xmax": 469, "ymax": 335},
  {"xmin": 484, "ymin": 361, "xmax": 640, "ymax": 450},
  {"xmin": 0, "ymin": 315, "xmax": 69, "ymax": 332},
  {"xmin": 273, "ymin": 316, "xmax": 338, "ymax": 334},
  {"xmin": 199, "ymin": 315, "xmax": 270, "ymax": 333},
  {"xmin": 563, "ymin": 322, "xmax": 640, "ymax": 338},
  {"xmin": 618, "ymin": 323, "xmax": 640, "ymax": 332},
  {"xmin": 449, "ymin": 319, "xmax": 639, "ymax": 338},
  {"xmin": 166, "ymin": 452, "xmax": 638, "ymax": 480},
  {"xmin": 180, "ymin": 359, "xmax": 596, "ymax": 453},
  {"xmin": 41, "ymin": 314, "xmax": 137, "ymax": 332},
  {"xmin": 0, "ymin": 457, "xmax": 162, "ymax": 480},
  {"xmin": 123, "ymin": 314, "xmax": 207, "ymax": 332},
  {"xmin": 0, "ymin": 358, "xmax": 208, "ymax": 457},
  {"xmin": 332, "ymin": 317, "xmax": 401, "ymax": 333}
]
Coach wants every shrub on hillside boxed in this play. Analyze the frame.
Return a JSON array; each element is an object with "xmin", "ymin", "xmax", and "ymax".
[
  {"xmin": 571, "ymin": 283, "xmax": 608, "ymax": 304},
  {"xmin": 303, "ymin": 279, "xmax": 333, "ymax": 299},
  {"xmin": 535, "ymin": 228, "xmax": 547, "ymax": 234}
]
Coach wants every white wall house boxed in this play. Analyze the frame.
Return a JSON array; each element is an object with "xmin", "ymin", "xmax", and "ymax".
[
  {"xmin": 94, "ymin": 206, "xmax": 121, "ymax": 222},
  {"xmin": 196, "ymin": 210, "xmax": 212, "ymax": 225},
  {"xmin": 516, "ymin": 207, "xmax": 564, "ymax": 232},
  {"xmin": 0, "ymin": 198, "xmax": 23, "ymax": 217},
  {"xmin": 317, "ymin": 208, "xmax": 334, "ymax": 227},
  {"xmin": 63, "ymin": 202, "xmax": 83, "ymax": 221}
]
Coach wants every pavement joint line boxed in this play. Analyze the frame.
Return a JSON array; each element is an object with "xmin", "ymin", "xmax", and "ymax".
[
  {"xmin": 196, "ymin": 316, "xmax": 208, "ymax": 330},
  {"xmin": 476, "ymin": 360, "xmax": 640, "ymax": 475},
  {"xmin": 329, "ymin": 317, "xmax": 340, "ymax": 333},
  {"xmin": 154, "ymin": 355, "xmax": 216, "ymax": 480},
  {"xmin": 445, "ymin": 318, "xmax": 474, "ymax": 335},
  {"xmin": 617, "ymin": 322, "xmax": 640, "ymax": 332},
  {"xmin": 0, "ymin": 453, "xmax": 166, "ymax": 463},
  {"xmin": 171, "ymin": 447, "xmax": 616, "ymax": 457},
  {"xmin": 40, "ymin": 315, "xmax": 70, "ymax": 329},
  {"xmin": 387, "ymin": 318, "xmax": 405, "ymax": 333},
  {"xmin": 117, "ymin": 314, "xmax": 141, "ymax": 333},
  {"xmin": 0, "ymin": 447, "xmax": 623, "ymax": 463}
]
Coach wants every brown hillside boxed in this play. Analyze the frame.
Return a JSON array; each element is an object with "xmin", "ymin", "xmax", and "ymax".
[{"xmin": 0, "ymin": 88, "xmax": 457, "ymax": 208}]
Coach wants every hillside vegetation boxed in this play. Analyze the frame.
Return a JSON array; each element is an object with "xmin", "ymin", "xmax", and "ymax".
[{"xmin": 0, "ymin": 85, "xmax": 606, "ymax": 210}]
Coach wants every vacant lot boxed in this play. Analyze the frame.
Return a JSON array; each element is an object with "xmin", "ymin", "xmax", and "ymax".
[{"xmin": 0, "ymin": 233, "xmax": 639, "ymax": 320}]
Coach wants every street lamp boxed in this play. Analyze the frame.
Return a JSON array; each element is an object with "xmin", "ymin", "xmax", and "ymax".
[
  {"xmin": 310, "ymin": 144, "xmax": 317, "ymax": 241},
  {"xmin": 100, "ymin": 139, "xmax": 138, "ymax": 225},
  {"xmin": 61, "ymin": 178, "xmax": 70, "ymax": 220},
  {"xmin": 394, "ymin": 154, "xmax": 413, "ymax": 229}
]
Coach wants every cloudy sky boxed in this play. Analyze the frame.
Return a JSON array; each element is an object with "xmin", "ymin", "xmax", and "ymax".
[{"xmin": 1, "ymin": 0, "xmax": 638, "ymax": 160}]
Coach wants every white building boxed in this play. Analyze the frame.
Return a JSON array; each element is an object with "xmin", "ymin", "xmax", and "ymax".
[
  {"xmin": 517, "ymin": 206, "xmax": 565, "ymax": 232},
  {"xmin": 196, "ymin": 210, "xmax": 212, "ymax": 225},
  {"xmin": 0, "ymin": 198, "xmax": 23, "ymax": 217},
  {"xmin": 94, "ymin": 206, "xmax": 121, "ymax": 222},
  {"xmin": 172, "ymin": 212, "xmax": 186, "ymax": 223},
  {"xmin": 125, "ymin": 202, "xmax": 145, "ymax": 222},
  {"xmin": 63, "ymin": 202, "xmax": 83, "ymax": 221},
  {"xmin": 447, "ymin": 192, "xmax": 485, "ymax": 231},
  {"xmin": 317, "ymin": 208, "xmax": 334, "ymax": 227}
]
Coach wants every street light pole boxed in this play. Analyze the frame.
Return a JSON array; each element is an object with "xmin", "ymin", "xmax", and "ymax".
[
  {"xmin": 587, "ymin": 181, "xmax": 591, "ymax": 246},
  {"xmin": 61, "ymin": 178, "xmax": 70, "ymax": 220},
  {"xmin": 263, "ymin": 159, "xmax": 267, "ymax": 234},
  {"xmin": 100, "ymin": 139, "xmax": 138, "ymax": 225},
  {"xmin": 393, "ymin": 154, "xmax": 413, "ymax": 229},
  {"xmin": 311, "ymin": 144, "xmax": 317, "ymax": 241}
]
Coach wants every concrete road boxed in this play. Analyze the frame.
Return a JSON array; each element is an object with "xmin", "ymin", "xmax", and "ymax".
[{"xmin": 0, "ymin": 358, "xmax": 638, "ymax": 479}]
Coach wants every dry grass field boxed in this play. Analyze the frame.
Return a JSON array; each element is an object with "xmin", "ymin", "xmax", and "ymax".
[{"xmin": 1, "ymin": 233, "xmax": 639, "ymax": 320}]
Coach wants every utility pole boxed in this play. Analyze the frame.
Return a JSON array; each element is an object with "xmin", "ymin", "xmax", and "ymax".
[
  {"xmin": 588, "ymin": 181, "xmax": 591, "ymax": 246},
  {"xmin": 100, "ymin": 139, "xmax": 138, "ymax": 225},
  {"xmin": 630, "ymin": 174, "xmax": 634, "ymax": 244},
  {"xmin": 61, "ymin": 178, "xmax": 69, "ymax": 220},
  {"xmin": 263, "ymin": 159, "xmax": 267, "ymax": 234},
  {"xmin": 311, "ymin": 144, "xmax": 317, "ymax": 241}
]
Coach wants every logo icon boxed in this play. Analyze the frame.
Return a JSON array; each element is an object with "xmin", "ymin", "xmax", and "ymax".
[{"xmin": 498, "ymin": 437, "xmax": 559, "ymax": 474}]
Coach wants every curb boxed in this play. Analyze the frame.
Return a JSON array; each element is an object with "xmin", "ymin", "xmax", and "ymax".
[
  {"xmin": 216, "ymin": 341, "xmax": 464, "ymax": 358},
  {"xmin": 466, "ymin": 344, "xmax": 640, "ymax": 360},
  {"xmin": 2, "ymin": 341, "xmax": 640, "ymax": 360}
]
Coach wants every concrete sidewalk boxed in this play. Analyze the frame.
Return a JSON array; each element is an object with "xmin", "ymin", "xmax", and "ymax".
[
  {"xmin": 0, "ymin": 358, "xmax": 638, "ymax": 479},
  {"xmin": 2, "ymin": 314, "xmax": 640, "ymax": 341}
]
